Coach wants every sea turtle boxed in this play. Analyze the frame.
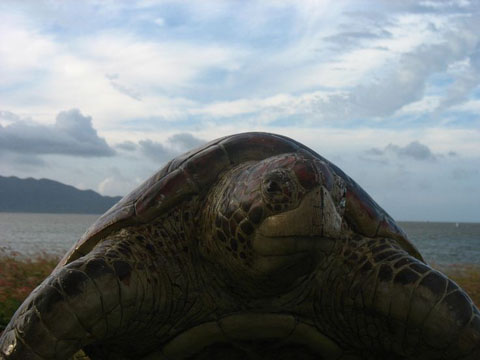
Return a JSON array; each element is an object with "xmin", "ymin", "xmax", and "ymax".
[{"xmin": 1, "ymin": 132, "xmax": 479, "ymax": 360}]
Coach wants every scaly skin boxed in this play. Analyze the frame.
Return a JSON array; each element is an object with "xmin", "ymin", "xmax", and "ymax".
[
  {"xmin": 312, "ymin": 235, "xmax": 480, "ymax": 359},
  {"xmin": 1, "ymin": 152, "xmax": 480, "ymax": 359}
]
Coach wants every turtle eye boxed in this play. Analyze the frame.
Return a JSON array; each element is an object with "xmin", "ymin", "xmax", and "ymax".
[
  {"xmin": 265, "ymin": 180, "xmax": 282, "ymax": 194},
  {"xmin": 262, "ymin": 170, "xmax": 297, "ymax": 207}
]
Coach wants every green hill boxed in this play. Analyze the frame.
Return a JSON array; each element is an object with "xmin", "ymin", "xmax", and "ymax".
[{"xmin": 0, "ymin": 175, "xmax": 121, "ymax": 214}]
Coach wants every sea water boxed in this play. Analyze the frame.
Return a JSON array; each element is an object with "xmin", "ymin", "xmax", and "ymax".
[
  {"xmin": 0, "ymin": 213, "xmax": 99, "ymax": 256},
  {"xmin": 0, "ymin": 213, "xmax": 479, "ymax": 266}
]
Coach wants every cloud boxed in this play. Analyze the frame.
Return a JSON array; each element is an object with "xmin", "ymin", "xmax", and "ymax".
[
  {"xmin": 115, "ymin": 141, "xmax": 137, "ymax": 151},
  {"xmin": 433, "ymin": 48, "xmax": 480, "ymax": 113},
  {"xmin": 12, "ymin": 154, "xmax": 47, "ymax": 167},
  {"xmin": 2, "ymin": 0, "xmax": 480, "ymax": 129},
  {"xmin": 0, "ymin": 152, "xmax": 47, "ymax": 170},
  {"xmin": 188, "ymin": 9, "xmax": 480, "ymax": 125},
  {"xmin": 0, "ymin": 109, "xmax": 115, "ymax": 157},
  {"xmin": 167, "ymin": 133, "xmax": 205, "ymax": 151},
  {"xmin": 139, "ymin": 132, "xmax": 206, "ymax": 163},
  {"xmin": 106, "ymin": 73, "xmax": 142, "ymax": 101},
  {"xmin": 390, "ymin": 141, "xmax": 437, "ymax": 161},
  {"xmin": 0, "ymin": 9, "xmax": 244, "ymax": 128},
  {"xmin": 0, "ymin": 12, "xmax": 57, "ymax": 87},
  {"xmin": 451, "ymin": 167, "xmax": 479, "ymax": 181},
  {"xmin": 83, "ymin": 32, "xmax": 244, "ymax": 97},
  {"xmin": 98, "ymin": 167, "xmax": 141, "ymax": 197},
  {"xmin": 367, "ymin": 141, "xmax": 438, "ymax": 161},
  {"xmin": 344, "ymin": 26, "xmax": 479, "ymax": 119},
  {"xmin": 0, "ymin": 110, "xmax": 22, "ymax": 124},
  {"xmin": 1, "ymin": 1, "xmax": 480, "ymax": 222},
  {"xmin": 138, "ymin": 139, "xmax": 171, "ymax": 163}
]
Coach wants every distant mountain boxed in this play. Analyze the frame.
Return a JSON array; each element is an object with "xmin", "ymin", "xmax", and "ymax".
[{"xmin": 0, "ymin": 175, "xmax": 122, "ymax": 214}]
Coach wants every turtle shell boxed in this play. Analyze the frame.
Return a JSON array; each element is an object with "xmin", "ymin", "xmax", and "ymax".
[{"xmin": 58, "ymin": 132, "xmax": 423, "ymax": 267}]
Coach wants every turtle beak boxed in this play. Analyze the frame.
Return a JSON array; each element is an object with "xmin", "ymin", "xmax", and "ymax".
[
  {"xmin": 254, "ymin": 186, "xmax": 342, "ymax": 256},
  {"xmin": 248, "ymin": 185, "xmax": 341, "ymax": 291}
]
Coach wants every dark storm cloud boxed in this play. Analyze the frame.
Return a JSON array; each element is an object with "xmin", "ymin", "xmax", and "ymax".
[
  {"xmin": 139, "ymin": 133, "xmax": 205, "ymax": 163},
  {"xmin": 367, "ymin": 141, "xmax": 438, "ymax": 161},
  {"xmin": 0, "ymin": 109, "xmax": 115, "ymax": 157}
]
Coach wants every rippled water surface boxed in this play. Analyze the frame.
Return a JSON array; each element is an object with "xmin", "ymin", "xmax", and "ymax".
[
  {"xmin": 0, "ymin": 213, "xmax": 99, "ymax": 256},
  {"xmin": 399, "ymin": 221, "xmax": 480, "ymax": 265},
  {"xmin": 0, "ymin": 213, "xmax": 479, "ymax": 265}
]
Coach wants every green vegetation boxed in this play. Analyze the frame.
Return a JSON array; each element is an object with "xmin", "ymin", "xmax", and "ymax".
[{"xmin": 0, "ymin": 248, "xmax": 58, "ymax": 332}]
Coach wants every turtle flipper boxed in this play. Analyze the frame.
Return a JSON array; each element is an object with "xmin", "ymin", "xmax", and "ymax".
[
  {"xmin": 313, "ymin": 236, "xmax": 480, "ymax": 359},
  {"xmin": 0, "ymin": 229, "xmax": 181, "ymax": 360},
  {"xmin": 0, "ymin": 262, "xmax": 103, "ymax": 359}
]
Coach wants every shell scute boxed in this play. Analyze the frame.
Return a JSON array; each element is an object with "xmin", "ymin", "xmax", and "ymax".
[
  {"xmin": 58, "ymin": 158, "xmax": 180, "ymax": 266},
  {"xmin": 377, "ymin": 215, "xmax": 423, "ymax": 260},
  {"xmin": 167, "ymin": 137, "xmax": 227, "ymax": 172},
  {"xmin": 220, "ymin": 133, "xmax": 299, "ymax": 165},
  {"xmin": 119, "ymin": 159, "xmax": 175, "ymax": 209},
  {"xmin": 344, "ymin": 179, "xmax": 424, "ymax": 261},
  {"xmin": 344, "ymin": 182, "xmax": 381, "ymax": 237},
  {"xmin": 377, "ymin": 215, "xmax": 406, "ymax": 240},
  {"xmin": 58, "ymin": 204, "xmax": 136, "ymax": 267},
  {"xmin": 85, "ymin": 204, "xmax": 135, "ymax": 242},
  {"xmin": 296, "ymin": 150, "xmax": 422, "ymax": 260},
  {"xmin": 182, "ymin": 145, "xmax": 230, "ymax": 191},
  {"xmin": 135, "ymin": 168, "xmax": 198, "ymax": 222}
]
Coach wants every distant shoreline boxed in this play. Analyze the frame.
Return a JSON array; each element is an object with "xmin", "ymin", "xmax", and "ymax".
[
  {"xmin": 0, "ymin": 210, "xmax": 105, "ymax": 215},
  {"xmin": 398, "ymin": 220, "xmax": 480, "ymax": 225}
]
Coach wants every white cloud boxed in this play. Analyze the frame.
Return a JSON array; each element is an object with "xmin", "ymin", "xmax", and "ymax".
[
  {"xmin": 434, "ymin": 55, "xmax": 480, "ymax": 112},
  {"xmin": 154, "ymin": 17, "xmax": 165, "ymax": 26},
  {"xmin": 80, "ymin": 33, "xmax": 244, "ymax": 92},
  {"xmin": 98, "ymin": 173, "xmax": 141, "ymax": 197},
  {"xmin": 0, "ymin": 13, "xmax": 245, "ymax": 127},
  {"xmin": 0, "ymin": 13, "xmax": 57, "ymax": 87},
  {"xmin": 2, "ymin": 0, "xmax": 479, "ymax": 129},
  {"xmin": 451, "ymin": 99, "xmax": 480, "ymax": 112},
  {"xmin": 1, "ymin": 0, "xmax": 480, "ymax": 221},
  {"xmin": 395, "ymin": 96, "xmax": 441, "ymax": 115}
]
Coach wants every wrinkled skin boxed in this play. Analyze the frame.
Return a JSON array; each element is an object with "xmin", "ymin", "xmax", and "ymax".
[{"xmin": 1, "ymin": 151, "xmax": 480, "ymax": 360}]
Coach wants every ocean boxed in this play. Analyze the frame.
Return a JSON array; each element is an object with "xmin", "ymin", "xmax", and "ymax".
[{"xmin": 0, "ymin": 213, "xmax": 479, "ymax": 266}]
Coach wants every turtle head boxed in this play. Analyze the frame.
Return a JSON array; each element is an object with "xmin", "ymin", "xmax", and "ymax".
[{"xmin": 200, "ymin": 153, "xmax": 347, "ymax": 295}]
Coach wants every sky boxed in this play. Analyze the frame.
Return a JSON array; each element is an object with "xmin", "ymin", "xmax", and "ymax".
[{"xmin": 0, "ymin": 0, "xmax": 479, "ymax": 222}]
